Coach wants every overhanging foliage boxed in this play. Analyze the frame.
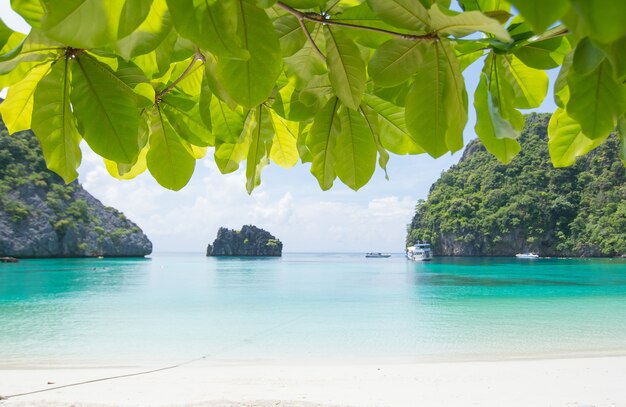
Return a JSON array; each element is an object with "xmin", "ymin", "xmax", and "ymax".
[{"xmin": 0, "ymin": 0, "xmax": 624, "ymax": 192}]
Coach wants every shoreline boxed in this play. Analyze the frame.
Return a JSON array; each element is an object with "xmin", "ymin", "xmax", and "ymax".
[
  {"xmin": 4, "ymin": 346, "xmax": 626, "ymax": 369},
  {"xmin": 1, "ymin": 355, "xmax": 626, "ymax": 407},
  {"xmin": 0, "ymin": 347, "xmax": 626, "ymax": 372}
]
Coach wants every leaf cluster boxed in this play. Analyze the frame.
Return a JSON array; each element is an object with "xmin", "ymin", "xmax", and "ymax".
[
  {"xmin": 407, "ymin": 113, "xmax": 626, "ymax": 257},
  {"xmin": 0, "ymin": 0, "xmax": 625, "ymax": 193}
]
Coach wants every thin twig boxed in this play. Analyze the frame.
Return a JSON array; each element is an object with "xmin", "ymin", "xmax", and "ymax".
[
  {"xmin": 298, "ymin": 18, "xmax": 325, "ymax": 59},
  {"xmin": 534, "ymin": 25, "xmax": 569, "ymax": 42},
  {"xmin": 156, "ymin": 49, "xmax": 204, "ymax": 102},
  {"xmin": 276, "ymin": 1, "xmax": 435, "ymax": 41},
  {"xmin": 194, "ymin": 47, "xmax": 206, "ymax": 63}
]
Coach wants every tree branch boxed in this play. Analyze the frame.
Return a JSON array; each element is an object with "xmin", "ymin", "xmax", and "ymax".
[
  {"xmin": 276, "ymin": 1, "xmax": 435, "ymax": 41},
  {"xmin": 298, "ymin": 18, "xmax": 325, "ymax": 59},
  {"xmin": 156, "ymin": 48, "xmax": 204, "ymax": 102}
]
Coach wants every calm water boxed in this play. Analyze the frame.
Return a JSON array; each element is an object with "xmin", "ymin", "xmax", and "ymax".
[{"xmin": 1, "ymin": 253, "xmax": 626, "ymax": 367}]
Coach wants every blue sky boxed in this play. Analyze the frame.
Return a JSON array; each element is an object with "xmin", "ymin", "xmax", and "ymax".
[{"xmin": 0, "ymin": 2, "xmax": 557, "ymax": 253}]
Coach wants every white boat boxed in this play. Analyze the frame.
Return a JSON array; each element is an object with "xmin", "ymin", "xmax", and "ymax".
[
  {"xmin": 365, "ymin": 252, "xmax": 391, "ymax": 258},
  {"xmin": 406, "ymin": 243, "xmax": 433, "ymax": 261},
  {"xmin": 515, "ymin": 253, "xmax": 539, "ymax": 259}
]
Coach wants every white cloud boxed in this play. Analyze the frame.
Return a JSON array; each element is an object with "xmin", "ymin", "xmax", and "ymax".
[
  {"xmin": 277, "ymin": 196, "xmax": 415, "ymax": 252},
  {"xmin": 77, "ymin": 142, "xmax": 459, "ymax": 253}
]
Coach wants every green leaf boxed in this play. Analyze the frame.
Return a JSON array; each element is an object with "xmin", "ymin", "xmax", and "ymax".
[
  {"xmin": 171, "ymin": 33, "xmax": 196, "ymax": 61},
  {"xmin": 10, "ymin": 0, "xmax": 45, "ymax": 28},
  {"xmin": 280, "ymin": 0, "xmax": 326, "ymax": 8},
  {"xmin": 567, "ymin": 60, "xmax": 626, "ymax": 139},
  {"xmin": 336, "ymin": 107, "xmax": 377, "ymax": 190},
  {"xmin": 161, "ymin": 92, "xmax": 214, "ymax": 147},
  {"xmin": 166, "ymin": 0, "xmax": 248, "ymax": 60},
  {"xmin": 116, "ymin": 0, "xmax": 172, "ymax": 60},
  {"xmin": 71, "ymin": 53, "xmax": 140, "ymax": 163},
  {"xmin": 506, "ymin": 17, "xmax": 534, "ymax": 42},
  {"xmin": 283, "ymin": 25, "xmax": 326, "ymax": 87},
  {"xmin": 273, "ymin": 13, "xmax": 307, "ymax": 57},
  {"xmin": 548, "ymin": 107, "xmax": 607, "ymax": 167},
  {"xmin": 118, "ymin": 0, "xmax": 153, "ymax": 39},
  {"xmin": 31, "ymin": 59, "xmax": 82, "ymax": 183},
  {"xmin": 0, "ymin": 61, "xmax": 53, "ymax": 134},
  {"xmin": 130, "ymin": 30, "xmax": 177, "ymax": 79},
  {"xmin": 332, "ymin": 2, "xmax": 404, "ymax": 49},
  {"xmin": 41, "ymin": 0, "xmax": 151, "ymax": 48},
  {"xmin": 458, "ymin": 0, "xmax": 509, "ymax": 12},
  {"xmin": 214, "ymin": 112, "xmax": 253, "ymax": 174},
  {"xmin": 188, "ymin": 144, "xmax": 207, "ymax": 160},
  {"xmin": 498, "ymin": 54, "xmax": 548, "ymax": 109},
  {"xmin": 596, "ymin": 35, "xmax": 626, "ymax": 83},
  {"xmin": 508, "ymin": 0, "xmax": 569, "ymax": 33},
  {"xmin": 169, "ymin": 58, "xmax": 204, "ymax": 97},
  {"xmin": 367, "ymin": 0, "xmax": 430, "ymax": 32},
  {"xmin": 513, "ymin": 36, "xmax": 571, "ymax": 70},
  {"xmin": 324, "ymin": 26, "xmax": 366, "ymax": 110},
  {"xmin": 429, "ymin": 4, "xmax": 511, "ymax": 42},
  {"xmin": 198, "ymin": 70, "xmax": 213, "ymax": 130},
  {"xmin": 453, "ymin": 39, "xmax": 488, "ymax": 71},
  {"xmin": 215, "ymin": 0, "xmax": 282, "ymax": 108},
  {"xmin": 307, "ymin": 97, "xmax": 340, "ymax": 190},
  {"xmin": 362, "ymin": 93, "xmax": 423, "ymax": 155},
  {"xmin": 211, "ymin": 96, "xmax": 245, "ymax": 144},
  {"xmin": 405, "ymin": 39, "xmax": 467, "ymax": 157},
  {"xmin": 299, "ymin": 74, "xmax": 333, "ymax": 107},
  {"xmin": 368, "ymin": 38, "xmax": 424, "ymax": 88},
  {"xmin": 273, "ymin": 77, "xmax": 319, "ymax": 121},
  {"xmin": 257, "ymin": 0, "xmax": 276, "ymax": 7},
  {"xmin": 0, "ymin": 30, "xmax": 62, "ymax": 82},
  {"xmin": 104, "ymin": 147, "xmax": 148, "ymax": 180},
  {"xmin": 554, "ymin": 50, "xmax": 573, "ymax": 108},
  {"xmin": 246, "ymin": 106, "xmax": 274, "ymax": 193},
  {"xmin": 95, "ymin": 58, "xmax": 152, "ymax": 109},
  {"xmin": 373, "ymin": 80, "xmax": 411, "ymax": 105},
  {"xmin": 202, "ymin": 54, "xmax": 238, "ymax": 109},
  {"xmin": 570, "ymin": 0, "xmax": 626, "ymax": 43},
  {"xmin": 0, "ymin": 20, "xmax": 13, "ymax": 49},
  {"xmin": 484, "ymin": 53, "xmax": 524, "ymax": 134},
  {"xmin": 269, "ymin": 108, "xmax": 299, "ymax": 168},
  {"xmin": 483, "ymin": 10, "xmax": 512, "ymax": 24},
  {"xmin": 572, "ymin": 37, "xmax": 605, "ymax": 76},
  {"xmin": 146, "ymin": 106, "xmax": 196, "ymax": 190},
  {"xmin": 360, "ymin": 105, "xmax": 389, "ymax": 179},
  {"xmin": 1, "ymin": 29, "xmax": 25, "ymax": 63},
  {"xmin": 474, "ymin": 71, "xmax": 521, "ymax": 164},
  {"xmin": 296, "ymin": 123, "xmax": 313, "ymax": 163}
]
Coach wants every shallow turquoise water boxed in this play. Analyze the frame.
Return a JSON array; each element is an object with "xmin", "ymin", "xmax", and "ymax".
[{"xmin": 1, "ymin": 253, "xmax": 626, "ymax": 366}]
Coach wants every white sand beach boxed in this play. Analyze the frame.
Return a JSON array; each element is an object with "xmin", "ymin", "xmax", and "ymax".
[{"xmin": 1, "ymin": 356, "xmax": 626, "ymax": 407}]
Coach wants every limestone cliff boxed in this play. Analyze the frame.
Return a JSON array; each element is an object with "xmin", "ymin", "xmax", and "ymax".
[
  {"xmin": 0, "ymin": 120, "xmax": 152, "ymax": 258},
  {"xmin": 406, "ymin": 113, "xmax": 626, "ymax": 257},
  {"xmin": 206, "ymin": 225, "xmax": 282, "ymax": 256}
]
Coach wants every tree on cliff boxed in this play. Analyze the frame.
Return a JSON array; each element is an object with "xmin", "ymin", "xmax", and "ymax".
[
  {"xmin": 407, "ymin": 113, "xmax": 626, "ymax": 257},
  {"xmin": 0, "ymin": 120, "xmax": 152, "ymax": 257},
  {"xmin": 0, "ymin": 0, "xmax": 624, "ymax": 193}
]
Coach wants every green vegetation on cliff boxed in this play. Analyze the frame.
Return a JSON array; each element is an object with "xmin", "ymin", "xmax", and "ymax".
[
  {"xmin": 0, "ymin": 118, "xmax": 152, "ymax": 258},
  {"xmin": 407, "ymin": 114, "xmax": 626, "ymax": 257},
  {"xmin": 207, "ymin": 225, "xmax": 283, "ymax": 257}
]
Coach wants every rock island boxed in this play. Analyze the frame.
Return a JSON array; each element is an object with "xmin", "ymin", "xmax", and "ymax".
[{"xmin": 206, "ymin": 225, "xmax": 282, "ymax": 256}]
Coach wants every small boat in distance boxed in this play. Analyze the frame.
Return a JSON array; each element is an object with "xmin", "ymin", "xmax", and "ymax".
[
  {"xmin": 365, "ymin": 252, "xmax": 391, "ymax": 258},
  {"xmin": 406, "ymin": 243, "xmax": 433, "ymax": 261},
  {"xmin": 515, "ymin": 253, "xmax": 539, "ymax": 259}
]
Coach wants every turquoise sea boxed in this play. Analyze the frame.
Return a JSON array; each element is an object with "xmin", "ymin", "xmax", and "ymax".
[{"xmin": 1, "ymin": 253, "xmax": 626, "ymax": 367}]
